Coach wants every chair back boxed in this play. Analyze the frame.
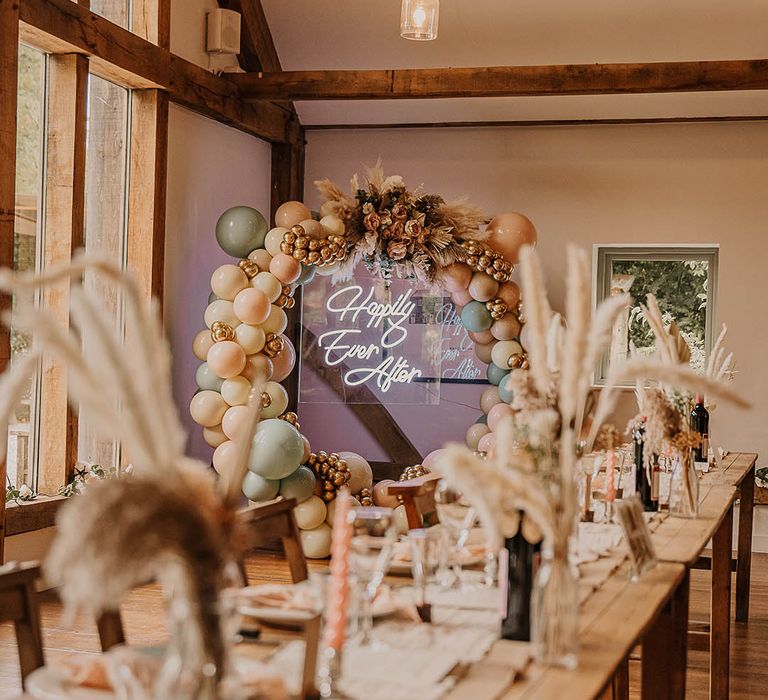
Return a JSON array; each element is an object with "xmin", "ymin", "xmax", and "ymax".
[
  {"xmin": 387, "ymin": 473, "xmax": 442, "ymax": 530},
  {"xmin": 0, "ymin": 561, "xmax": 45, "ymax": 688}
]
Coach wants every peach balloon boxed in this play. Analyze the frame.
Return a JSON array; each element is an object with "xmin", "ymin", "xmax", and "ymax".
[
  {"xmin": 270, "ymin": 253, "xmax": 302, "ymax": 284},
  {"xmin": 468, "ymin": 272, "xmax": 499, "ymax": 303},
  {"xmin": 193, "ymin": 329, "xmax": 214, "ymax": 361},
  {"xmin": 485, "ymin": 213, "xmax": 537, "ymax": 264},
  {"xmin": 249, "ymin": 248, "xmax": 273, "ymax": 271},
  {"xmin": 451, "ymin": 289, "xmax": 473, "ymax": 307},
  {"xmin": 271, "ymin": 336, "xmax": 296, "ymax": 382},
  {"xmin": 222, "ymin": 405, "xmax": 249, "ymax": 440},
  {"xmin": 204, "ymin": 299, "xmax": 240, "ymax": 330},
  {"xmin": 241, "ymin": 353, "xmax": 274, "ymax": 382},
  {"xmin": 235, "ymin": 323, "xmax": 266, "ymax": 355},
  {"xmin": 211, "ymin": 264, "xmax": 248, "ymax": 301},
  {"xmin": 440, "ymin": 263, "xmax": 472, "ymax": 292},
  {"xmin": 469, "ymin": 330, "xmax": 494, "ymax": 345},
  {"xmin": 261, "ymin": 305, "xmax": 288, "ymax": 335},
  {"xmin": 213, "ymin": 440, "xmax": 238, "ymax": 474},
  {"xmin": 488, "ymin": 403, "xmax": 515, "ymax": 431},
  {"xmin": 423, "ymin": 448, "xmax": 446, "ymax": 471},
  {"xmin": 298, "ymin": 219, "xmax": 324, "ymax": 239},
  {"xmin": 203, "ymin": 424, "xmax": 228, "ymax": 449},
  {"xmin": 372, "ymin": 479, "xmax": 400, "ymax": 508},
  {"xmin": 496, "ymin": 281, "xmax": 521, "ymax": 308},
  {"xmin": 301, "ymin": 435, "xmax": 312, "ymax": 463},
  {"xmin": 480, "ymin": 386, "xmax": 501, "ymax": 413},
  {"xmin": 319, "ymin": 214, "xmax": 344, "ymax": 236},
  {"xmin": 491, "ymin": 315, "xmax": 522, "ymax": 341},
  {"xmin": 251, "ymin": 271, "xmax": 282, "ymax": 302},
  {"xmin": 206, "ymin": 341, "xmax": 246, "ymax": 379},
  {"xmin": 275, "ymin": 201, "xmax": 311, "ymax": 229},
  {"xmin": 190, "ymin": 390, "xmax": 228, "ymax": 427},
  {"xmin": 474, "ymin": 341, "xmax": 495, "ymax": 365},
  {"xmin": 478, "ymin": 432, "xmax": 497, "ymax": 454},
  {"xmin": 233, "ymin": 287, "xmax": 270, "ymax": 325},
  {"xmin": 466, "ymin": 422, "xmax": 490, "ymax": 450}
]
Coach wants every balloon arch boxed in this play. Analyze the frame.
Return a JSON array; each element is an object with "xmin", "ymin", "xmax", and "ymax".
[{"xmin": 190, "ymin": 167, "xmax": 537, "ymax": 558}]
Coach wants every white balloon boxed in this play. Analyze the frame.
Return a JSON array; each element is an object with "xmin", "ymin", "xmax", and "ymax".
[
  {"xmin": 221, "ymin": 376, "xmax": 251, "ymax": 406},
  {"xmin": 203, "ymin": 423, "xmax": 227, "ymax": 448},
  {"xmin": 210, "ymin": 264, "xmax": 248, "ymax": 301},
  {"xmin": 251, "ymin": 271, "xmax": 283, "ymax": 302},
  {"xmin": 261, "ymin": 305, "xmax": 287, "ymax": 335},
  {"xmin": 204, "ymin": 299, "xmax": 241, "ymax": 330},
  {"xmin": 235, "ymin": 323, "xmax": 266, "ymax": 355},
  {"xmin": 265, "ymin": 227, "xmax": 288, "ymax": 257},
  {"xmin": 261, "ymin": 381, "xmax": 289, "ymax": 419}
]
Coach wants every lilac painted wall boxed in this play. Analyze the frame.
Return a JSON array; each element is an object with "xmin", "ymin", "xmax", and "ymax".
[{"xmin": 164, "ymin": 104, "xmax": 271, "ymax": 463}]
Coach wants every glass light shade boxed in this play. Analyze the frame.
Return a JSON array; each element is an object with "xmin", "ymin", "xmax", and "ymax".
[{"xmin": 400, "ymin": 0, "xmax": 439, "ymax": 41}]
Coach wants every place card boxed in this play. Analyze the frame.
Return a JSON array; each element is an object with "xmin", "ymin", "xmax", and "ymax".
[{"xmin": 616, "ymin": 496, "xmax": 658, "ymax": 578}]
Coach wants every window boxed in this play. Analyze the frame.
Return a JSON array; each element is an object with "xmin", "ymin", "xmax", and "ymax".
[
  {"xmin": 7, "ymin": 44, "xmax": 46, "ymax": 491},
  {"xmin": 89, "ymin": 0, "xmax": 131, "ymax": 30},
  {"xmin": 78, "ymin": 74, "xmax": 131, "ymax": 468},
  {"xmin": 594, "ymin": 246, "xmax": 719, "ymax": 383}
]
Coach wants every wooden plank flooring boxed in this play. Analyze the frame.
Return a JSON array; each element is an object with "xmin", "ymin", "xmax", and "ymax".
[{"xmin": 1, "ymin": 551, "xmax": 767, "ymax": 698}]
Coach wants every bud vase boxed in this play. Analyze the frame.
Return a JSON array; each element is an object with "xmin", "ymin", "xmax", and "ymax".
[
  {"xmin": 531, "ymin": 543, "xmax": 578, "ymax": 670},
  {"xmin": 669, "ymin": 449, "xmax": 699, "ymax": 519}
]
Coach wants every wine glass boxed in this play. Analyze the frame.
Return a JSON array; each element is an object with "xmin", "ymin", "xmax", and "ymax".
[
  {"xmin": 434, "ymin": 481, "xmax": 476, "ymax": 589},
  {"xmin": 348, "ymin": 507, "xmax": 396, "ymax": 646},
  {"xmin": 408, "ymin": 527, "xmax": 444, "ymax": 618}
]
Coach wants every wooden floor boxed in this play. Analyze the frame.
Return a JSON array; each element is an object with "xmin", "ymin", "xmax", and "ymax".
[{"xmin": 2, "ymin": 551, "xmax": 768, "ymax": 698}]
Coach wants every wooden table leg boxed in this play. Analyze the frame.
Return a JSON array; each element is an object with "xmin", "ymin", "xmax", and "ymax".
[
  {"xmin": 642, "ymin": 569, "xmax": 689, "ymax": 700},
  {"xmin": 711, "ymin": 506, "xmax": 733, "ymax": 700},
  {"xmin": 611, "ymin": 658, "xmax": 629, "ymax": 700},
  {"xmin": 735, "ymin": 466, "xmax": 754, "ymax": 622}
]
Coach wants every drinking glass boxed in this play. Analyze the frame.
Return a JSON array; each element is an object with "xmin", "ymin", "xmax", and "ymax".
[
  {"xmin": 434, "ymin": 481, "xmax": 476, "ymax": 589},
  {"xmin": 408, "ymin": 527, "xmax": 443, "ymax": 614},
  {"xmin": 348, "ymin": 507, "xmax": 396, "ymax": 646}
]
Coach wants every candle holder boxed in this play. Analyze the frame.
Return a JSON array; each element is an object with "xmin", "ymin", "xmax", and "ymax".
[{"xmin": 318, "ymin": 646, "xmax": 348, "ymax": 699}]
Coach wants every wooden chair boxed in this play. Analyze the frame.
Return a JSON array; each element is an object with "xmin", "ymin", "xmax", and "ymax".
[
  {"xmin": 387, "ymin": 473, "xmax": 442, "ymax": 530},
  {"xmin": 96, "ymin": 496, "xmax": 308, "ymax": 651},
  {"xmin": 0, "ymin": 561, "xmax": 45, "ymax": 688}
]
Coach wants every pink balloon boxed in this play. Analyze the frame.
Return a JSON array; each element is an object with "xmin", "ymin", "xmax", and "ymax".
[
  {"xmin": 233, "ymin": 288, "xmax": 270, "ymax": 325},
  {"xmin": 478, "ymin": 432, "xmax": 497, "ymax": 454},
  {"xmin": 497, "ymin": 281, "xmax": 521, "ymax": 308},
  {"xmin": 485, "ymin": 213, "xmax": 538, "ymax": 265},
  {"xmin": 487, "ymin": 403, "xmax": 514, "ymax": 431},
  {"xmin": 271, "ymin": 335, "xmax": 296, "ymax": 382},
  {"xmin": 423, "ymin": 448, "xmax": 446, "ymax": 472},
  {"xmin": 206, "ymin": 341, "xmax": 246, "ymax": 379},
  {"xmin": 451, "ymin": 289, "xmax": 473, "ymax": 307},
  {"xmin": 466, "ymin": 423, "xmax": 490, "ymax": 450},
  {"xmin": 270, "ymin": 253, "xmax": 302, "ymax": 284},
  {"xmin": 440, "ymin": 263, "xmax": 472, "ymax": 292},
  {"xmin": 469, "ymin": 330, "xmax": 494, "ymax": 345},
  {"xmin": 372, "ymin": 479, "xmax": 400, "ymax": 508},
  {"xmin": 275, "ymin": 201, "xmax": 311, "ymax": 229}
]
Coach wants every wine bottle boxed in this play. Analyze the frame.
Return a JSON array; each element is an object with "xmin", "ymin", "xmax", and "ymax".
[
  {"xmin": 690, "ymin": 394, "xmax": 710, "ymax": 463},
  {"xmin": 501, "ymin": 522, "xmax": 536, "ymax": 640},
  {"xmin": 633, "ymin": 424, "xmax": 658, "ymax": 512}
]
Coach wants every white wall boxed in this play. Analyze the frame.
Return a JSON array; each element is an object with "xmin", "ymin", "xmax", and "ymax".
[{"xmin": 303, "ymin": 122, "xmax": 768, "ymax": 467}]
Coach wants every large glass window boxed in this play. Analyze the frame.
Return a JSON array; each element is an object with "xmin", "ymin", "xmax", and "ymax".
[
  {"xmin": 78, "ymin": 74, "xmax": 130, "ymax": 468},
  {"xmin": 89, "ymin": 0, "xmax": 131, "ymax": 30},
  {"xmin": 7, "ymin": 45, "xmax": 46, "ymax": 492},
  {"xmin": 594, "ymin": 246, "xmax": 719, "ymax": 382}
]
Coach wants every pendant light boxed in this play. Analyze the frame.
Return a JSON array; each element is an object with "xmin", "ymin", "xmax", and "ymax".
[{"xmin": 400, "ymin": 0, "xmax": 439, "ymax": 41}]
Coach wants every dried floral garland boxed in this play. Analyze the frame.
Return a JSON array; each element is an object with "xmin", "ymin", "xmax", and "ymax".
[{"xmin": 312, "ymin": 161, "xmax": 489, "ymax": 283}]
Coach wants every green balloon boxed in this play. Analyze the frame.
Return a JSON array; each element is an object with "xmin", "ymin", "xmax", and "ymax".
[
  {"xmin": 487, "ymin": 363, "xmax": 510, "ymax": 387},
  {"xmin": 208, "ymin": 291, "xmax": 218, "ymax": 304},
  {"xmin": 460, "ymin": 301, "xmax": 493, "ymax": 332},
  {"xmin": 499, "ymin": 373, "xmax": 516, "ymax": 404},
  {"xmin": 296, "ymin": 264, "xmax": 316, "ymax": 286},
  {"xmin": 279, "ymin": 465, "xmax": 315, "ymax": 503},
  {"xmin": 195, "ymin": 363, "xmax": 224, "ymax": 392},
  {"xmin": 215, "ymin": 206, "xmax": 268, "ymax": 258},
  {"xmin": 475, "ymin": 414, "xmax": 488, "ymax": 425},
  {"xmin": 242, "ymin": 472, "xmax": 279, "ymax": 502},
  {"xmin": 248, "ymin": 419, "xmax": 305, "ymax": 480}
]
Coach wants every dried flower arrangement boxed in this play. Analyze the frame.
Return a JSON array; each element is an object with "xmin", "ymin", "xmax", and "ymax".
[
  {"xmin": 0, "ymin": 256, "xmax": 266, "ymax": 692},
  {"xmin": 315, "ymin": 160, "xmax": 487, "ymax": 282}
]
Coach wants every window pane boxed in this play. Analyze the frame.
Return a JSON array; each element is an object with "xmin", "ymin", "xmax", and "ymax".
[
  {"xmin": 7, "ymin": 45, "xmax": 45, "ymax": 491},
  {"xmin": 610, "ymin": 258, "xmax": 710, "ymax": 371},
  {"xmin": 78, "ymin": 75, "xmax": 130, "ymax": 468},
  {"xmin": 89, "ymin": 0, "xmax": 131, "ymax": 29}
]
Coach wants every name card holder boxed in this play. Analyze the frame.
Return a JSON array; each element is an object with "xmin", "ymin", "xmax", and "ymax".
[{"xmin": 616, "ymin": 496, "xmax": 658, "ymax": 579}]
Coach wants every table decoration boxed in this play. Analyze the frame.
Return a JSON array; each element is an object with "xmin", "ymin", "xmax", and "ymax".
[{"xmin": 0, "ymin": 256, "xmax": 272, "ymax": 699}]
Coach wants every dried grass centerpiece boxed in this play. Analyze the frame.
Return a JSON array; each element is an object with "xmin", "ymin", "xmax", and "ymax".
[
  {"xmin": 437, "ymin": 244, "xmax": 632, "ymax": 669},
  {"xmin": 0, "ymin": 256, "xmax": 266, "ymax": 699}
]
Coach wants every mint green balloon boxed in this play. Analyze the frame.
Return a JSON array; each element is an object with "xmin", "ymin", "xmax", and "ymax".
[
  {"xmin": 499, "ymin": 372, "xmax": 516, "ymax": 404},
  {"xmin": 248, "ymin": 418, "xmax": 305, "ymax": 480},
  {"xmin": 279, "ymin": 465, "xmax": 315, "ymax": 503},
  {"xmin": 195, "ymin": 363, "xmax": 224, "ymax": 392},
  {"xmin": 215, "ymin": 206, "xmax": 268, "ymax": 258},
  {"xmin": 487, "ymin": 363, "xmax": 510, "ymax": 387},
  {"xmin": 296, "ymin": 264, "xmax": 316, "ymax": 286},
  {"xmin": 243, "ymin": 471, "xmax": 279, "ymax": 502},
  {"xmin": 460, "ymin": 301, "xmax": 493, "ymax": 332}
]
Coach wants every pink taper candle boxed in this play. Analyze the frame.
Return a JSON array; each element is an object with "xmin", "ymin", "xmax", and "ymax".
[
  {"xmin": 606, "ymin": 450, "xmax": 617, "ymax": 502},
  {"xmin": 323, "ymin": 489, "xmax": 352, "ymax": 651}
]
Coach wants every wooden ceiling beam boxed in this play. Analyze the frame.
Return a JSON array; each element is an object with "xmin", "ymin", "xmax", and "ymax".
[
  {"xmin": 19, "ymin": 0, "xmax": 297, "ymax": 143},
  {"xmin": 231, "ymin": 59, "xmax": 768, "ymax": 101},
  {"xmin": 217, "ymin": 0, "xmax": 281, "ymax": 72}
]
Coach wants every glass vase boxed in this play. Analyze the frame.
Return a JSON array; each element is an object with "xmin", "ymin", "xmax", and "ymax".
[
  {"xmin": 669, "ymin": 449, "xmax": 700, "ymax": 519},
  {"xmin": 531, "ymin": 543, "xmax": 578, "ymax": 670},
  {"xmin": 500, "ymin": 523, "xmax": 536, "ymax": 641}
]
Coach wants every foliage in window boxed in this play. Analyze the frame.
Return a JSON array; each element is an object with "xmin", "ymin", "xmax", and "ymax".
[{"xmin": 613, "ymin": 259, "xmax": 709, "ymax": 370}]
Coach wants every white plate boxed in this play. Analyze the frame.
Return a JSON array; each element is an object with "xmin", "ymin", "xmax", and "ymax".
[{"xmin": 25, "ymin": 667, "xmax": 113, "ymax": 700}]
